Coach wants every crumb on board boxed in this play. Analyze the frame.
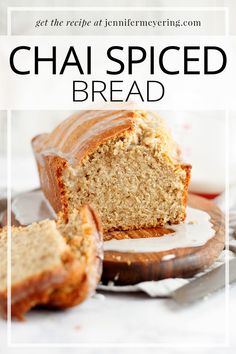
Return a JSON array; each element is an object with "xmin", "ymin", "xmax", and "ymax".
[{"xmin": 188, "ymin": 220, "xmax": 198, "ymax": 225}]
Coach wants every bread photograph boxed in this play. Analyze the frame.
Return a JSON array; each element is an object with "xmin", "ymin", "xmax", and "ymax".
[{"xmin": 0, "ymin": 108, "xmax": 230, "ymax": 347}]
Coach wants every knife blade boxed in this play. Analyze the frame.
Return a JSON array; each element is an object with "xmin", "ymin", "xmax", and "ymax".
[{"xmin": 171, "ymin": 257, "xmax": 236, "ymax": 304}]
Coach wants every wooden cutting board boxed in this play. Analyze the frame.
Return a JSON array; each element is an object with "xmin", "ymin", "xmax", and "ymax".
[
  {"xmin": 1, "ymin": 192, "xmax": 224, "ymax": 286},
  {"xmin": 102, "ymin": 194, "xmax": 225, "ymax": 285}
]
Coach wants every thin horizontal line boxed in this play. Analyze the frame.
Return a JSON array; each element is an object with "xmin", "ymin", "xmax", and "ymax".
[{"xmin": 7, "ymin": 6, "xmax": 228, "ymax": 12}]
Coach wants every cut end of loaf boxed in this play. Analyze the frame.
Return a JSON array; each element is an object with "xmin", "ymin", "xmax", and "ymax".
[
  {"xmin": 32, "ymin": 110, "xmax": 191, "ymax": 232},
  {"xmin": 62, "ymin": 111, "xmax": 191, "ymax": 231},
  {"xmin": 0, "ymin": 205, "xmax": 103, "ymax": 320}
]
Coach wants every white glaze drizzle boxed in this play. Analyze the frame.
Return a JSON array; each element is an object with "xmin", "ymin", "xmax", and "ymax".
[{"xmin": 104, "ymin": 207, "xmax": 215, "ymax": 253}]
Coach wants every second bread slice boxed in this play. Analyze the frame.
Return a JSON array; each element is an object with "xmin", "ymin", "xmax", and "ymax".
[{"xmin": 0, "ymin": 205, "xmax": 103, "ymax": 320}]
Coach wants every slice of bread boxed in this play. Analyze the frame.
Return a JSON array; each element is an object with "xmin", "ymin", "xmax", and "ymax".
[
  {"xmin": 32, "ymin": 110, "xmax": 191, "ymax": 232},
  {"xmin": 0, "ymin": 205, "xmax": 103, "ymax": 320}
]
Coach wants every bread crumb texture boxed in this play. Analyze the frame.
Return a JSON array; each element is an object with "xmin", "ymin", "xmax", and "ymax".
[
  {"xmin": 0, "ymin": 220, "xmax": 68, "ymax": 293},
  {"xmin": 62, "ymin": 111, "xmax": 190, "ymax": 231}
]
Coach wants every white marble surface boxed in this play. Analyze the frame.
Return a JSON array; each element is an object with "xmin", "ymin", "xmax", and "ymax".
[
  {"xmin": 1, "ymin": 157, "xmax": 236, "ymax": 352},
  {"xmin": 6, "ymin": 289, "xmax": 234, "ymax": 345},
  {"xmin": 1, "ymin": 284, "xmax": 236, "ymax": 352}
]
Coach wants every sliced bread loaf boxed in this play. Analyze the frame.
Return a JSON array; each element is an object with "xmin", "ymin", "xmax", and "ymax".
[
  {"xmin": 32, "ymin": 110, "xmax": 191, "ymax": 232},
  {"xmin": 0, "ymin": 205, "xmax": 103, "ymax": 320}
]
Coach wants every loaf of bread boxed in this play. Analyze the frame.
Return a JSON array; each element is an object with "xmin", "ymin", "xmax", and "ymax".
[
  {"xmin": 32, "ymin": 110, "xmax": 191, "ymax": 232},
  {"xmin": 0, "ymin": 205, "xmax": 103, "ymax": 320}
]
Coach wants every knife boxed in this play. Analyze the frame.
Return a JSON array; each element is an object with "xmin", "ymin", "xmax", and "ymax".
[{"xmin": 171, "ymin": 257, "xmax": 236, "ymax": 304}]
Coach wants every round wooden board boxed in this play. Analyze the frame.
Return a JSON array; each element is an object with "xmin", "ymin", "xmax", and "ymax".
[{"xmin": 102, "ymin": 194, "xmax": 225, "ymax": 285}]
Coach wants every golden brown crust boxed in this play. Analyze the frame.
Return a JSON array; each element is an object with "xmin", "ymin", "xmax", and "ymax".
[
  {"xmin": 32, "ymin": 152, "xmax": 69, "ymax": 215},
  {"xmin": 181, "ymin": 164, "xmax": 192, "ymax": 220},
  {"xmin": 47, "ymin": 205, "xmax": 103, "ymax": 309},
  {"xmin": 0, "ymin": 262, "xmax": 70, "ymax": 320},
  {"xmin": 32, "ymin": 110, "xmax": 135, "ymax": 165},
  {"xmin": 0, "ymin": 206, "xmax": 103, "ymax": 320}
]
